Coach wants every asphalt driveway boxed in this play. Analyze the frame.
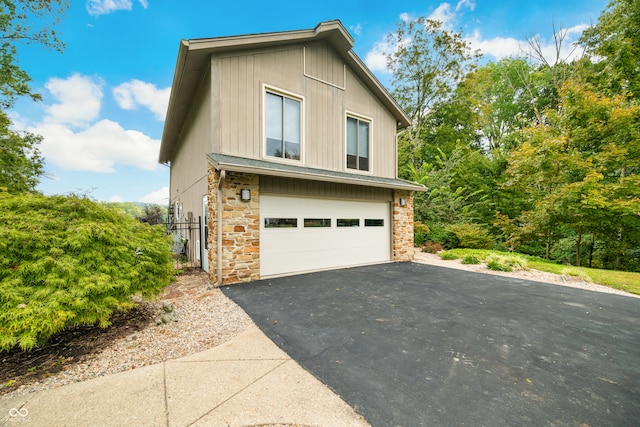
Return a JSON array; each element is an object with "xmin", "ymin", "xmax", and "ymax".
[{"xmin": 223, "ymin": 262, "xmax": 640, "ymax": 426}]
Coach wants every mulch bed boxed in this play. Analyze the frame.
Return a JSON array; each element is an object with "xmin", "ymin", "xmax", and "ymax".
[{"xmin": 0, "ymin": 303, "xmax": 157, "ymax": 395}]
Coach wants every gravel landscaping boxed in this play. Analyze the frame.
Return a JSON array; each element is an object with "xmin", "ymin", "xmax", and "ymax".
[{"xmin": 0, "ymin": 270, "xmax": 253, "ymax": 399}]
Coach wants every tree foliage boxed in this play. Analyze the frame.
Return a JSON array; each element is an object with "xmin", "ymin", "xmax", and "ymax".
[
  {"xmin": 0, "ymin": 193, "xmax": 175, "ymax": 351},
  {"xmin": 579, "ymin": 0, "xmax": 640, "ymax": 98},
  {"xmin": 393, "ymin": 0, "xmax": 640, "ymax": 271},
  {"xmin": 0, "ymin": 0, "xmax": 68, "ymax": 193},
  {"xmin": 503, "ymin": 80, "xmax": 640, "ymax": 268},
  {"xmin": 386, "ymin": 16, "xmax": 480, "ymax": 174},
  {"xmin": 0, "ymin": 110, "xmax": 44, "ymax": 193}
]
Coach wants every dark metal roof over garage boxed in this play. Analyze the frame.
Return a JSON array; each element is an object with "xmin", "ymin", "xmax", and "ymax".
[{"xmin": 208, "ymin": 153, "xmax": 426, "ymax": 192}]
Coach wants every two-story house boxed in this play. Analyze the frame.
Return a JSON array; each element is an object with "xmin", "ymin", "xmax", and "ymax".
[{"xmin": 159, "ymin": 20, "xmax": 425, "ymax": 285}]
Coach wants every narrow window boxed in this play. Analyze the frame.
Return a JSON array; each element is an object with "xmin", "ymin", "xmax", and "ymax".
[
  {"xmin": 264, "ymin": 218, "xmax": 298, "ymax": 228},
  {"xmin": 304, "ymin": 218, "xmax": 331, "ymax": 228},
  {"xmin": 365, "ymin": 219, "xmax": 384, "ymax": 227},
  {"xmin": 337, "ymin": 218, "xmax": 360, "ymax": 227},
  {"xmin": 346, "ymin": 116, "xmax": 369, "ymax": 171},
  {"xmin": 266, "ymin": 91, "xmax": 301, "ymax": 160}
]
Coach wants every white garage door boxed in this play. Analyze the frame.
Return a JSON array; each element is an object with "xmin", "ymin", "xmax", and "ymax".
[{"xmin": 260, "ymin": 195, "xmax": 391, "ymax": 277}]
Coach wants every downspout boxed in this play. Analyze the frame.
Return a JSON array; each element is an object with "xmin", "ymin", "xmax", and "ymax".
[{"xmin": 217, "ymin": 170, "xmax": 226, "ymax": 286}]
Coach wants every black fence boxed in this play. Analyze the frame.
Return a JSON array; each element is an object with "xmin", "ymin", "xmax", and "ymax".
[{"xmin": 163, "ymin": 217, "xmax": 202, "ymax": 270}]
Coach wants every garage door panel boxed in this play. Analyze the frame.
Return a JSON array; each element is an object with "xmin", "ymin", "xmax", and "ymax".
[{"xmin": 261, "ymin": 195, "xmax": 390, "ymax": 277}]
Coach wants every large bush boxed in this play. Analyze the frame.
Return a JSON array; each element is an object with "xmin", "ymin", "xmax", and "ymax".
[
  {"xmin": 0, "ymin": 193, "xmax": 175, "ymax": 351},
  {"xmin": 447, "ymin": 223, "xmax": 494, "ymax": 249},
  {"xmin": 413, "ymin": 221, "xmax": 431, "ymax": 247}
]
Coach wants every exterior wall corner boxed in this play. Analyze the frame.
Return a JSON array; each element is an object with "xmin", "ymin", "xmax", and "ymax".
[
  {"xmin": 207, "ymin": 165, "xmax": 260, "ymax": 286},
  {"xmin": 393, "ymin": 190, "xmax": 415, "ymax": 262}
]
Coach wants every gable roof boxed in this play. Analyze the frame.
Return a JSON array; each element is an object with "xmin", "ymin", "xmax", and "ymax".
[{"xmin": 159, "ymin": 20, "xmax": 411, "ymax": 164}]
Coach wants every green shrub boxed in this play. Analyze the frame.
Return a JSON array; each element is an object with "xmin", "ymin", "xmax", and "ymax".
[
  {"xmin": 447, "ymin": 223, "xmax": 494, "ymax": 249},
  {"xmin": 425, "ymin": 223, "xmax": 457, "ymax": 249},
  {"xmin": 439, "ymin": 251, "xmax": 460, "ymax": 260},
  {"xmin": 414, "ymin": 221, "xmax": 430, "ymax": 247},
  {"xmin": 485, "ymin": 254, "xmax": 528, "ymax": 272},
  {"xmin": 461, "ymin": 255, "xmax": 481, "ymax": 264},
  {"xmin": 0, "ymin": 193, "xmax": 175, "ymax": 351}
]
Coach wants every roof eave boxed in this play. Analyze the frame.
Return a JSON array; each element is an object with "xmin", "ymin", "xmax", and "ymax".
[{"xmin": 208, "ymin": 154, "xmax": 426, "ymax": 192}]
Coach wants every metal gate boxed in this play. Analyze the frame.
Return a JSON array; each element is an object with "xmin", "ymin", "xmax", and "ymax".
[{"xmin": 164, "ymin": 216, "xmax": 202, "ymax": 270}]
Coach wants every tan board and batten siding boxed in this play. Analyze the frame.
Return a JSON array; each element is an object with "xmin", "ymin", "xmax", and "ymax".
[
  {"xmin": 168, "ymin": 73, "xmax": 211, "ymax": 215},
  {"xmin": 212, "ymin": 42, "xmax": 398, "ymax": 178}
]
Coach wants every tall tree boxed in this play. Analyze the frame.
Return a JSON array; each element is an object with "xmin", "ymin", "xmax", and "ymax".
[
  {"xmin": 385, "ymin": 17, "xmax": 480, "ymax": 175},
  {"xmin": 504, "ymin": 80, "xmax": 640, "ymax": 268},
  {"xmin": 579, "ymin": 0, "xmax": 640, "ymax": 98},
  {"xmin": 0, "ymin": 0, "xmax": 68, "ymax": 193}
]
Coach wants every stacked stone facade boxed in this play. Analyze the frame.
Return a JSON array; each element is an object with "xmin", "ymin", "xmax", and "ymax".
[
  {"xmin": 393, "ymin": 190, "xmax": 415, "ymax": 262},
  {"xmin": 207, "ymin": 164, "xmax": 260, "ymax": 285}
]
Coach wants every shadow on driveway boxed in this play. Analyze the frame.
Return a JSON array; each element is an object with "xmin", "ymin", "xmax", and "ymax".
[{"xmin": 223, "ymin": 262, "xmax": 640, "ymax": 426}]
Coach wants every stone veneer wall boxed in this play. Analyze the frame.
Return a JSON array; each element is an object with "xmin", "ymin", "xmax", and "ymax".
[
  {"xmin": 393, "ymin": 190, "xmax": 415, "ymax": 262},
  {"xmin": 207, "ymin": 164, "xmax": 260, "ymax": 285}
]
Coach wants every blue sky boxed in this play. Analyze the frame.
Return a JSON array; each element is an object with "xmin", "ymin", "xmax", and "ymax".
[{"xmin": 11, "ymin": 0, "xmax": 608, "ymax": 204}]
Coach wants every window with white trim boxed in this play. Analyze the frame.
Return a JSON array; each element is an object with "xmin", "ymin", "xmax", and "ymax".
[
  {"xmin": 346, "ymin": 116, "xmax": 370, "ymax": 171},
  {"xmin": 265, "ymin": 91, "xmax": 301, "ymax": 160}
]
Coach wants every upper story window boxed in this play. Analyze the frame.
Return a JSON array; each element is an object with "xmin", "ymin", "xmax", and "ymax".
[
  {"xmin": 346, "ymin": 116, "xmax": 370, "ymax": 171},
  {"xmin": 265, "ymin": 90, "xmax": 301, "ymax": 161}
]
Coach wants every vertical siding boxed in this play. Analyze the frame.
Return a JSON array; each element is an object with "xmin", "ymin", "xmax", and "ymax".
[
  {"xmin": 305, "ymin": 42, "xmax": 345, "ymax": 88},
  {"xmin": 218, "ymin": 47, "xmax": 304, "ymax": 157},
  {"xmin": 213, "ymin": 41, "xmax": 398, "ymax": 179},
  {"xmin": 344, "ymin": 68, "xmax": 397, "ymax": 178},
  {"xmin": 170, "ymin": 73, "xmax": 211, "ymax": 220},
  {"xmin": 260, "ymin": 176, "xmax": 392, "ymax": 201}
]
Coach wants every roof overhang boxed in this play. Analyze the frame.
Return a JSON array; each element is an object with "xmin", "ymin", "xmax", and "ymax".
[
  {"xmin": 208, "ymin": 154, "xmax": 426, "ymax": 192},
  {"xmin": 159, "ymin": 20, "xmax": 411, "ymax": 164}
]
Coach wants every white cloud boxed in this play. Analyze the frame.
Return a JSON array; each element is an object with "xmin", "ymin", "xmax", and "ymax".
[
  {"xmin": 428, "ymin": 3, "xmax": 456, "ymax": 27},
  {"xmin": 86, "ymin": 0, "xmax": 148, "ymax": 16},
  {"xmin": 455, "ymin": 0, "xmax": 475, "ymax": 12},
  {"xmin": 113, "ymin": 79, "xmax": 170, "ymax": 120},
  {"xmin": 139, "ymin": 186, "xmax": 169, "ymax": 204},
  {"xmin": 466, "ymin": 23, "xmax": 589, "ymax": 62},
  {"xmin": 365, "ymin": 40, "xmax": 391, "ymax": 73},
  {"xmin": 110, "ymin": 195, "xmax": 124, "ymax": 203},
  {"xmin": 465, "ymin": 30, "xmax": 522, "ymax": 60},
  {"xmin": 29, "ymin": 73, "xmax": 162, "ymax": 173},
  {"xmin": 33, "ymin": 120, "xmax": 160, "ymax": 173},
  {"xmin": 350, "ymin": 24, "xmax": 363, "ymax": 36},
  {"xmin": 44, "ymin": 74, "xmax": 103, "ymax": 127},
  {"xmin": 86, "ymin": 0, "xmax": 132, "ymax": 16}
]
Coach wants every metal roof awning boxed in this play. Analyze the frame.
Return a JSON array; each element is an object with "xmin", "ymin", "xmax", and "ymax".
[{"xmin": 208, "ymin": 153, "xmax": 426, "ymax": 192}]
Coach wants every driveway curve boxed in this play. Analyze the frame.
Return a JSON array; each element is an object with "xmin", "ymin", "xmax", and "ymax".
[{"xmin": 223, "ymin": 262, "xmax": 640, "ymax": 426}]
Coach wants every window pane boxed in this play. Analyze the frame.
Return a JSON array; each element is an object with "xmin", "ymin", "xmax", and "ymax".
[
  {"xmin": 337, "ymin": 218, "xmax": 359, "ymax": 227},
  {"xmin": 358, "ymin": 120, "xmax": 369, "ymax": 171},
  {"xmin": 264, "ymin": 218, "xmax": 298, "ymax": 228},
  {"xmin": 284, "ymin": 97, "xmax": 301, "ymax": 160},
  {"xmin": 304, "ymin": 218, "xmax": 331, "ymax": 227},
  {"xmin": 365, "ymin": 219, "xmax": 384, "ymax": 227},
  {"xmin": 266, "ymin": 93, "xmax": 283, "ymax": 157},
  {"xmin": 346, "ymin": 117, "xmax": 357, "ymax": 169}
]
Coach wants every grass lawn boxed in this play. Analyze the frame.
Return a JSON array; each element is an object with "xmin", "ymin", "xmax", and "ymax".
[{"xmin": 438, "ymin": 249, "xmax": 640, "ymax": 296}]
